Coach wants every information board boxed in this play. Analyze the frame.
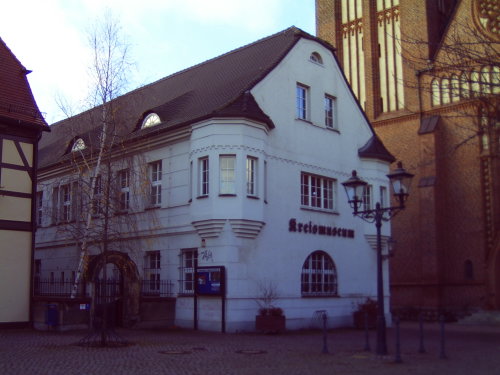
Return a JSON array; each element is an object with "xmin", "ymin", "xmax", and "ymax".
[{"xmin": 196, "ymin": 266, "xmax": 225, "ymax": 296}]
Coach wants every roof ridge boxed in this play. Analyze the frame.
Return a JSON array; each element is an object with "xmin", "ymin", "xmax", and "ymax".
[
  {"xmin": 51, "ymin": 26, "xmax": 302, "ymax": 127},
  {"xmin": 48, "ymin": 27, "xmax": 305, "ymax": 128},
  {"xmin": 117, "ymin": 26, "xmax": 305, "ymax": 99}
]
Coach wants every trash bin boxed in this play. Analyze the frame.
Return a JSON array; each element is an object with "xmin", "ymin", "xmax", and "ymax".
[{"xmin": 46, "ymin": 304, "xmax": 59, "ymax": 327}]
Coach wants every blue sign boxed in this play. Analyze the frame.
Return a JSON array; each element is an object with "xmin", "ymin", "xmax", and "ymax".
[{"xmin": 196, "ymin": 266, "xmax": 225, "ymax": 296}]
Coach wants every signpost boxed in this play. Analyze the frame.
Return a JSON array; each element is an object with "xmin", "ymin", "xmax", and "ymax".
[{"xmin": 195, "ymin": 266, "xmax": 226, "ymax": 332}]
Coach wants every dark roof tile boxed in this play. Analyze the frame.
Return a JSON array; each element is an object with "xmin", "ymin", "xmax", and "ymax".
[
  {"xmin": 39, "ymin": 27, "xmax": 313, "ymax": 169},
  {"xmin": 0, "ymin": 38, "xmax": 49, "ymax": 130}
]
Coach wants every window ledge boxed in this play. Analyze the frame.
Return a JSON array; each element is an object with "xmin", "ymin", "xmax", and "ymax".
[
  {"xmin": 326, "ymin": 127, "xmax": 340, "ymax": 134},
  {"xmin": 301, "ymin": 294, "xmax": 339, "ymax": 298},
  {"xmin": 196, "ymin": 195, "xmax": 209, "ymax": 199},
  {"xmin": 300, "ymin": 206, "xmax": 339, "ymax": 215},
  {"xmin": 219, "ymin": 194, "xmax": 237, "ymax": 197},
  {"xmin": 145, "ymin": 205, "xmax": 161, "ymax": 211},
  {"xmin": 246, "ymin": 195, "xmax": 259, "ymax": 200},
  {"xmin": 296, "ymin": 118, "xmax": 313, "ymax": 124}
]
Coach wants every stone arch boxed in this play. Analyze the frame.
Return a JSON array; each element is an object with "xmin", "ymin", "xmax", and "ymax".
[{"xmin": 86, "ymin": 251, "xmax": 141, "ymax": 327}]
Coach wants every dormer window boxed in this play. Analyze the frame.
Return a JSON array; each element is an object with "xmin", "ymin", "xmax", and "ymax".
[
  {"xmin": 142, "ymin": 113, "xmax": 161, "ymax": 129},
  {"xmin": 71, "ymin": 138, "xmax": 86, "ymax": 152},
  {"xmin": 310, "ymin": 52, "xmax": 323, "ymax": 65}
]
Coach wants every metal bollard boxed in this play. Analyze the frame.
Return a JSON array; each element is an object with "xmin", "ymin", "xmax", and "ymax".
[
  {"xmin": 439, "ymin": 315, "xmax": 447, "ymax": 359},
  {"xmin": 418, "ymin": 312, "xmax": 426, "ymax": 354},
  {"xmin": 322, "ymin": 312, "xmax": 329, "ymax": 354},
  {"xmin": 394, "ymin": 316, "xmax": 402, "ymax": 363},
  {"xmin": 364, "ymin": 311, "xmax": 370, "ymax": 351}
]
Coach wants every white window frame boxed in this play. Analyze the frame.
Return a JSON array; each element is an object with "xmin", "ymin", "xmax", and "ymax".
[
  {"xmin": 180, "ymin": 249, "xmax": 197, "ymax": 295},
  {"xmin": 92, "ymin": 175, "xmax": 103, "ymax": 216},
  {"xmin": 36, "ymin": 191, "xmax": 43, "ymax": 226},
  {"xmin": 219, "ymin": 155, "xmax": 236, "ymax": 195},
  {"xmin": 363, "ymin": 185, "xmax": 373, "ymax": 211},
  {"xmin": 379, "ymin": 186, "xmax": 388, "ymax": 209},
  {"xmin": 199, "ymin": 157, "xmax": 209, "ymax": 197},
  {"xmin": 149, "ymin": 161, "xmax": 162, "ymax": 206},
  {"xmin": 296, "ymin": 83, "xmax": 309, "ymax": 120},
  {"xmin": 118, "ymin": 169, "xmax": 130, "ymax": 211},
  {"xmin": 246, "ymin": 156, "xmax": 258, "ymax": 197},
  {"xmin": 301, "ymin": 172, "xmax": 336, "ymax": 211},
  {"xmin": 324, "ymin": 95, "xmax": 336, "ymax": 129},
  {"xmin": 61, "ymin": 183, "xmax": 72, "ymax": 222},
  {"xmin": 144, "ymin": 251, "xmax": 161, "ymax": 293}
]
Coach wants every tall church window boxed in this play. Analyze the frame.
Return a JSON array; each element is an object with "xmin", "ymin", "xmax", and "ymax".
[
  {"xmin": 441, "ymin": 78, "xmax": 451, "ymax": 104},
  {"xmin": 480, "ymin": 66, "xmax": 492, "ymax": 94},
  {"xmin": 450, "ymin": 74, "xmax": 460, "ymax": 102},
  {"xmin": 460, "ymin": 72, "xmax": 471, "ymax": 99},
  {"xmin": 431, "ymin": 79, "xmax": 441, "ymax": 106}
]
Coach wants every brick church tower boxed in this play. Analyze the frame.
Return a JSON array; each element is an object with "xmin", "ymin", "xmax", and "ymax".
[{"xmin": 316, "ymin": 0, "xmax": 500, "ymax": 317}]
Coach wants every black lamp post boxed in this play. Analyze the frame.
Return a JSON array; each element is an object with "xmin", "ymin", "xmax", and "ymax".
[{"xmin": 342, "ymin": 161, "xmax": 414, "ymax": 356}]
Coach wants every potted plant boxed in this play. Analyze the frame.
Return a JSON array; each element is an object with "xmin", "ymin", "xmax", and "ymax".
[
  {"xmin": 254, "ymin": 281, "xmax": 286, "ymax": 333},
  {"xmin": 353, "ymin": 297, "xmax": 377, "ymax": 329}
]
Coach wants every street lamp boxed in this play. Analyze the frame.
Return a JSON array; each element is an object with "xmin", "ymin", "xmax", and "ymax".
[{"xmin": 342, "ymin": 161, "xmax": 414, "ymax": 356}]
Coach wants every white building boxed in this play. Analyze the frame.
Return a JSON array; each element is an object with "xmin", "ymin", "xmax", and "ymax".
[{"xmin": 35, "ymin": 27, "xmax": 395, "ymax": 332}]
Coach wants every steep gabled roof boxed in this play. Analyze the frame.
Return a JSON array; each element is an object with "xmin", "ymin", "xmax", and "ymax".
[
  {"xmin": 39, "ymin": 27, "xmax": 322, "ymax": 169},
  {"xmin": 39, "ymin": 26, "xmax": 393, "ymax": 169},
  {"xmin": 0, "ymin": 38, "xmax": 49, "ymax": 131}
]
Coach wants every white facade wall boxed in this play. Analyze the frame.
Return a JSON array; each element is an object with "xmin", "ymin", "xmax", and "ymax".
[{"xmin": 35, "ymin": 38, "xmax": 393, "ymax": 332}]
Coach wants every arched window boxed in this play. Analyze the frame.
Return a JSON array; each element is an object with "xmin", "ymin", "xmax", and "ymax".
[
  {"xmin": 450, "ymin": 74, "xmax": 460, "ymax": 102},
  {"xmin": 310, "ymin": 52, "xmax": 323, "ymax": 65},
  {"xmin": 492, "ymin": 66, "xmax": 500, "ymax": 94},
  {"xmin": 480, "ymin": 66, "xmax": 491, "ymax": 94},
  {"xmin": 431, "ymin": 79, "xmax": 441, "ymax": 106},
  {"xmin": 470, "ymin": 69, "xmax": 480, "ymax": 97},
  {"xmin": 441, "ymin": 78, "xmax": 451, "ymax": 104},
  {"xmin": 460, "ymin": 71, "xmax": 470, "ymax": 99},
  {"xmin": 141, "ymin": 113, "xmax": 161, "ymax": 129},
  {"xmin": 71, "ymin": 138, "xmax": 86, "ymax": 152},
  {"xmin": 301, "ymin": 251, "xmax": 337, "ymax": 297}
]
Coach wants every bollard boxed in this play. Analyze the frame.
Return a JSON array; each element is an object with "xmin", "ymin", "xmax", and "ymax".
[
  {"xmin": 439, "ymin": 315, "xmax": 447, "ymax": 359},
  {"xmin": 364, "ymin": 311, "xmax": 370, "ymax": 351},
  {"xmin": 418, "ymin": 312, "xmax": 426, "ymax": 354},
  {"xmin": 322, "ymin": 312, "xmax": 329, "ymax": 354},
  {"xmin": 394, "ymin": 316, "xmax": 402, "ymax": 363}
]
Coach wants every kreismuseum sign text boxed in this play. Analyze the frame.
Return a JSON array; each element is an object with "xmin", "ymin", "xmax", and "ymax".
[{"xmin": 288, "ymin": 218, "xmax": 355, "ymax": 239}]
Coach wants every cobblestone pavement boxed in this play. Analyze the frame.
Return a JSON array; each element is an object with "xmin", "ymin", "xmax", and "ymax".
[{"xmin": 1, "ymin": 322, "xmax": 499, "ymax": 375}]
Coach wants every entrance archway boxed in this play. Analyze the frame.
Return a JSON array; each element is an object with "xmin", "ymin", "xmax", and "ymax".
[{"xmin": 86, "ymin": 251, "xmax": 141, "ymax": 327}]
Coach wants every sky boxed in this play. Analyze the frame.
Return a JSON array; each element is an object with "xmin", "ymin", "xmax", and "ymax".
[{"xmin": 1, "ymin": 0, "xmax": 316, "ymax": 124}]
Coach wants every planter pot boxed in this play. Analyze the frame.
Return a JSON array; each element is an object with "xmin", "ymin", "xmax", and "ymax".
[
  {"xmin": 255, "ymin": 315, "xmax": 286, "ymax": 334},
  {"xmin": 353, "ymin": 311, "xmax": 377, "ymax": 329}
]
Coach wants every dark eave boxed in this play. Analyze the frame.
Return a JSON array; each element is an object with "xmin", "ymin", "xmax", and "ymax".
[{"xmin": 358, "ymin": 135, "xmax": 395, "ymax": 163}]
